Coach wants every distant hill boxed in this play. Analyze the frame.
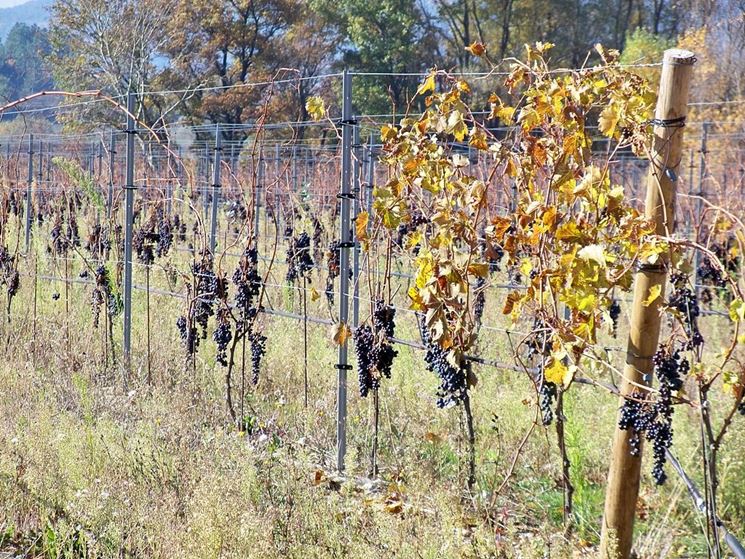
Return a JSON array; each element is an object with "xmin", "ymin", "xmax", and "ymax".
[{"xmin": 0, "ymin": 0, "xmax": 52, "ymax": 41}]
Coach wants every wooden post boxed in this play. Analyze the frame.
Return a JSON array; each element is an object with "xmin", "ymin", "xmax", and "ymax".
[{"xmin": 600, "ymin": 49, "xmax": 695, "ymax": 559}]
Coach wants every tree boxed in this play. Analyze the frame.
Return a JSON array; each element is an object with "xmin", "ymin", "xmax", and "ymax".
[
  {"xmin": 48, "ymin": 0, "xmax": 184, "ymax": 129},
  {"xmin": 312, "ymin": 0, "xmax": 441, "ymax": 115},
  {"xmin": 0, "ymin": 23, "xmax": 53, "ymax": 103},
  {"xmin": 162, "ymin": 0, "xmax": 296, "ymax": 135}
]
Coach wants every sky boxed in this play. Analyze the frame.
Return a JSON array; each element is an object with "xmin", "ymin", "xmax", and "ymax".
[{"xmin": 0, "ymin": 0, "xmax": 28, "ymax": 7}]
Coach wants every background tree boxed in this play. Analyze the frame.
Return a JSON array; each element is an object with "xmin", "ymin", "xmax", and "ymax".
[{"xmin": 0, "ymin": 23, "xmax": 53, "ymax": 103}]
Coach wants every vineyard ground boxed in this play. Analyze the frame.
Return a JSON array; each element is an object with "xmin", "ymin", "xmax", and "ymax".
[{"xmin": 0, "ymin": 235, "xmax": 742, "ymax": 558}]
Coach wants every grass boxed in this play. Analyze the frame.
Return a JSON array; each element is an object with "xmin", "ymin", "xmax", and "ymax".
[{"xmin": 0, "ymin": 220, "xmax": 743, "ymax": 558}]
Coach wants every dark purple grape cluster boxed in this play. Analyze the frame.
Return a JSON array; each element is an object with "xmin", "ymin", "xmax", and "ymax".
[
  {"xmin": 50, "ymin": 214, "xmax": 71, "ymax": 255},
  {"xmin": 539, "ymin": 380, "xmax": 557, "ymax": 426},
  {"xmin": 354, "ymin": 324, "xmax": 377, "ymax": 397},
  {"xmin": 185, "ymin": 255, "xmax": 218, "ymax": 346},
  {"xmin": 373, "ymin": 298, "xmax": 396, "ymax": 338},
  {"xmin": 668, "ymin": 274, "xmax": 703, "ymax": 349},
  {"xmin": 419, "ymin": 315, "xmax": 467, "ymax": 408},
  {"xmin": 66, "ymin": 212, "xmax": 81, "ymax": 249},
  {"xmin": 617, "ymin": 347, "xmax": 685, "ymax": 485},
  {"xmin": 525, "ymin": 320, "xmax": 551, "ymax": 359},
  {"xmin": 213, "ymin": 308, "xmax": 232, "ymax": 366},
  {"xmin": 173, "ymin": 214, "xmax": 187, "ymax": 242},
  {"xmin": 609, "ymin": 299, "xmax": 621, "ymax": 337},
  {"xmin": 286, "ymin": 232, "xmax": 314, "ymax": 283},
  {"xmin": 233, "ymin": 244, "xmax": 262, "ymax": 322},
  {"xmin": 0, "ymin": 246, "xmax": 20, "ymax": 310},
  {"xmin": 133, "ymin": 217, "xmax": 158, "ymax": 266},
  {"xmin": 473, "ymin": 277, "xmax": 486, "ymax": 326},
  {"xmin": 176, "ymin": 315, "xmax": 199, "ymax": 355},
  {"xmin": 248, "ymin": 331, "xmax": 267, "ymax": 385},
  {"xmin": 395, "ymin": 211, "xmax": 428, "ymax": 247},
  {"xmin": 157, "ymin": 210, "xmax": 173, "ymax": 258}
]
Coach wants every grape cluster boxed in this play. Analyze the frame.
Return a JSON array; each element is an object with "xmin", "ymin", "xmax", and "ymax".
[
  {"xmin": 176, "ymin": 254, "xmax": 218, "ymax": 357},
  {"xmin": 133, "ymin": 216, "xmax": 158, "ymax": 266},
  {"xmin": 85, "ymin": 224, "xmax": 111, "ymax": 261},
  {"xmin": 539, "ymin": 380, "xmax": 557, "ymax": 426},
  {"xmin": 609, "ymin": 299, "xmax": 621, "ymax": 337},
  {"xmin": 157, "ymin": 210, "xmax": 173, "ymax": 258},
  {"xmin": 90, "ymin": 265, "xmax": 120, "ymax": 328},
  {"xmin": 176, "ymin": 315, "xmax": 199, "ymax": 355},
  {"xmin": 354, "ymin": 325, "xmax": 377, "ymax": 397},
  {"xmin": 419, "ymin": 315, "xmax": 467, "ymax": 408},
  {"xmin": 213, "ymin": 308, "xmax": 232, "ymax": 366},
  {"xmin": 50, "ymin": 214, "xmax": 71, "ymax": 255},
  {"xmin": 617, "ymin": 347, "xmax": 685, "ymax": 484},
  {"xmin": 668, "ymin": 274, "xmax": 703, "ymax": 349},
  {"xmin": 248, "ymin": 331, "xmax": 267, "ymax": 385},
  {"xmin": 373, "ymin": 298, "xmax": 396, "ymax": 338},
  {"xmin": 395, "ymin": 211, "xmax": 428, "ymax": 248},
  {"xmin": 224, "ymin": 200, "xmax": 247, "ymax": 223},
  {"xmin": 473, "ymin": 277, "xmax": 486, "ymax": 326},
  {"xmin": 286, "ymin": 232, "xmax": 314, "ymax": 284},
  {"xmin": 325, "ymin": 241, "xmax": 342, "ymax": 306},
  {"xmin": 0, "ymin": 246, "xmax": 19, "ymax": 310},
  {"xmin": 354, "ymin": 300, "xmax": 399, "ymax": 398},
  {"xmin": 233, "ymin": 244, "xmax": 262, "ymax": 321},
  {"xmin": 173, "ymin": 215, "xmax": 187, "ymax": 242}
]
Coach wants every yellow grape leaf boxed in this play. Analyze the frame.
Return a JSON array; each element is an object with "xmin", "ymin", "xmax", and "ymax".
[
  {"xmin": 355, "ymin": 211, "xmax": 369, "ymax": 243},
  {"xmin": 305, "ymin": 96, "xmax": 326, "ymax": 121},
  {"xmin": 417, "ymin": 73, "xmax": 436, "ymax": 96},
  {"xmin": 381, "ymin": 125, "xmax": 397, "ymax": 142},
  {"xmin": 556, "ymin": 222, "xmax": 583, "ymax": 242},
  {"xmin": 469, "ymin": 127, "xmax": 488, "ymax": 150},
  {"xmin": 545, "ymin": 356, "xmax": 575, "ymax": 387},
  {"xmin": 310, "ymin": 286, "xmax": 320, "ymax": 302},
  {"xmin": 456, "ymin": 79, "xmax": 471, "ymax": 94},
  {"xmin": 643, "ymin": 284, "xmax": 662, "ymax": 307},
  {"xmin": 729, "ymin": 299, "xmax": 745, "ymax": 322},
  {"xmin": 332, "ymin": 322, "xmax": 352, "ymax": 345},
  {"xmin": 466, "ymin": 42, "xmax": 486, "ymax": 57},
  {"xmin": 496, "ymin": 105, "xmax": 515, "ymax": 122},
  {"xmin": 408, "ymin": 286, "xmax": 424, "ymax": 311},
  {"xmin": 598, "ymin": 106, "xmax": 619, "ymax": 137}
]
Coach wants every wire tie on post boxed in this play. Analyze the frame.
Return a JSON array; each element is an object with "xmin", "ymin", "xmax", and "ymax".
[{"xmin": 648, "ymin": 116, "xmax": 687, "ymax": 128}]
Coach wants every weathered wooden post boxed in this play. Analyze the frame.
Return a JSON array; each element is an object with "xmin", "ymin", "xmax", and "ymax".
[{"xmin": 600, "ymin": 49, "xmax": 695, "ymax": 559}]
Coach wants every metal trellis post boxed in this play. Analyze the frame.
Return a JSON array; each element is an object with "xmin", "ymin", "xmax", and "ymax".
[
  {"xmin": 254, "ymin": 151, "xmax": 263, "ymax": 241},
  {"xmin": 352, "ymin": 122, "xmax": 361, "ymax": 328},
  {"xmin": 693, "ymin": 121, "xmax": 709, "ymax": 288},
  {"xmin": 209, "ymin": 124, "xmax": 222, "ymax": 254},
  {"xmin": 122, "ymin": 92, "xmax": 136, "ymax": 380},
  {"xmin": 336, "ymin": 70, "xmax": 353, "ymax": 472},
  {"xmin": 24, "ymin": 134, "xmax": 34, "ymax": 254}
]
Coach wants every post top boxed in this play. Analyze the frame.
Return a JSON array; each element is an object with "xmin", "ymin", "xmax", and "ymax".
[{"xmin": 663, "ymin": 49, "xmax": 696, "ymax": 66}]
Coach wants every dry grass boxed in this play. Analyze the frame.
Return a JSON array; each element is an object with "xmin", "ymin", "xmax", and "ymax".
[{"xmin": 0, "ymin": 233, "xmax": 742, "ymax": 558}]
